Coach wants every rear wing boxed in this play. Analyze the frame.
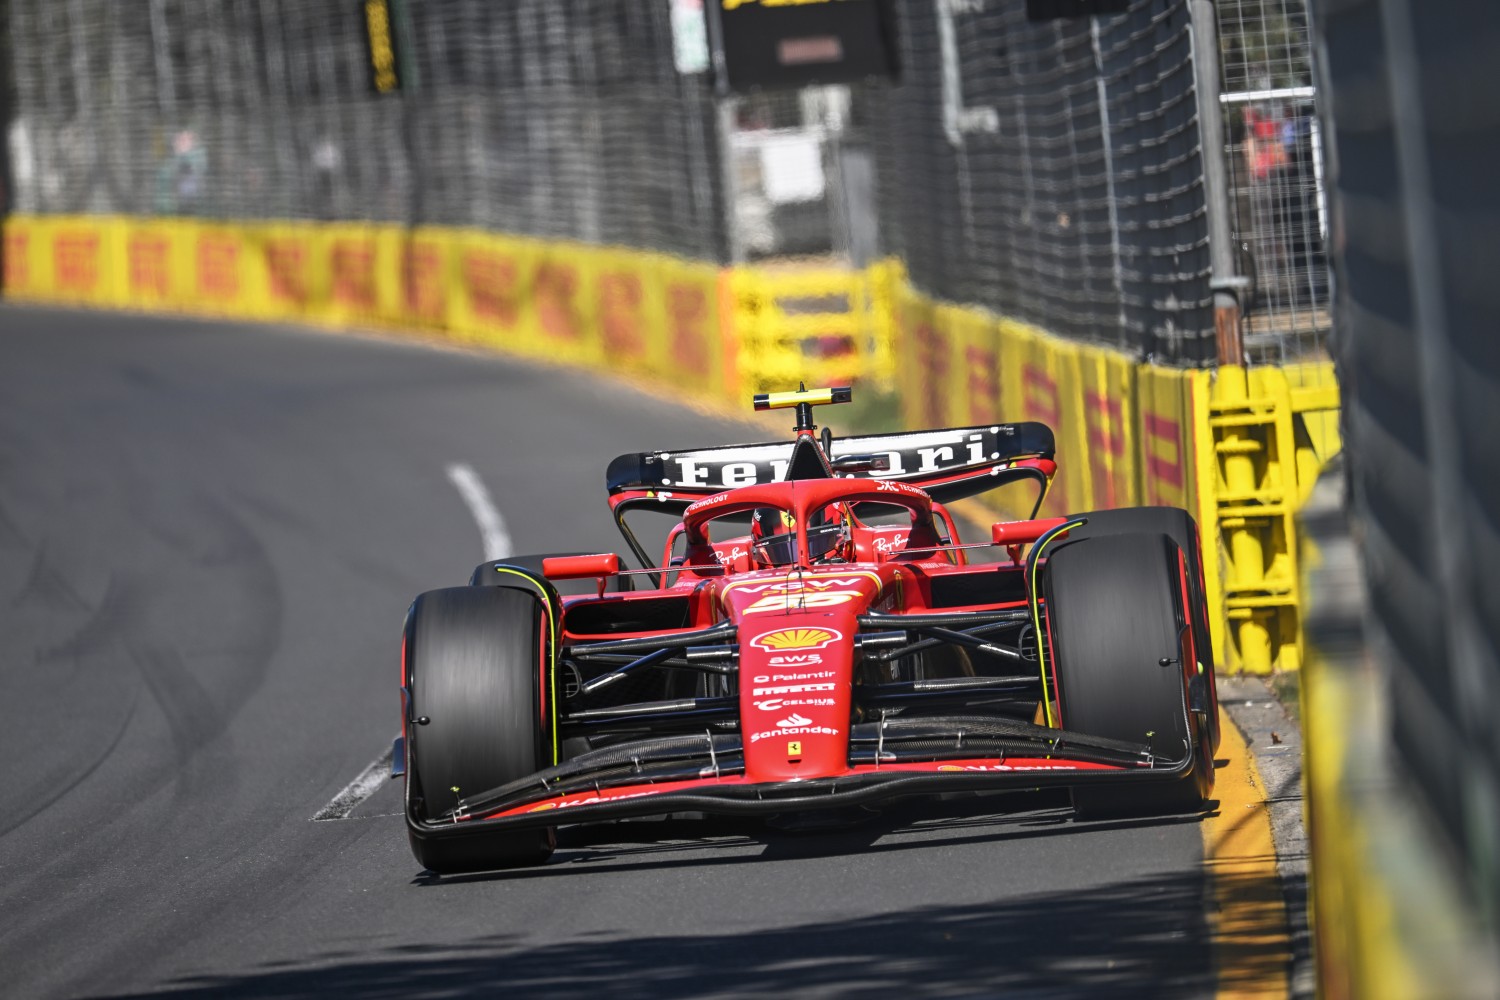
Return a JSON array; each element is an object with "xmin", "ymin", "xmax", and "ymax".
[{"xmin": 606, "ymin": 422, "xmax": 1056, "ymax": 513}]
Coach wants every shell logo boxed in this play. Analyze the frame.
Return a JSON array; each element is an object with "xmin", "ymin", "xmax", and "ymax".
[{"xmin": 750, "ymin": 626, "xmax": 844, "ymax": 652}]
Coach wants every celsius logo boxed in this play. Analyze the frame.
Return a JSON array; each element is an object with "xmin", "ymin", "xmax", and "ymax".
[
  {"xmin": 776, "ymin": 713, "xmax": 812, "ymax": 727},
  {"xmin": 755, "ymin": 698, "xmax": 835, "ymax": 711},
  {"xmin": 750, "ymin": 627, "xmax": 844, "ymax": 652}
]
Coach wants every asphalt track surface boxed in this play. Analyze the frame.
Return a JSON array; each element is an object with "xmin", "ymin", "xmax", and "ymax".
[{"xmin": 1, "ymin": 305, "xmax": 1218, "ymax": 998}]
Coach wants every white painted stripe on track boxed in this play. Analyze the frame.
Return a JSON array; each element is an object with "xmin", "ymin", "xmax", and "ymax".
[
  {"xmin": 312, "ymin": 743, "xmax": 395, "ymax": 821},
  {"xmin": 315, "ymin": 464, "xmax": 510, "ymax": 822},
  {"xmin": 445, "ymin": 462, "xmax": 512, "ymax": 562},
  {"xmin": 314, "ymin": 463, "xmax": 511, "ymax": 823}
]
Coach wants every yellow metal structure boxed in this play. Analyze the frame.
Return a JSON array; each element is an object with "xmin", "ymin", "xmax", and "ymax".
[
  {"xmin": 1208, "ymin": 363, "xmax": 1341, "ymax": 673},
  {"xmin": 725, "ymin": 262, "xmax": 897, "ymax": 397}
]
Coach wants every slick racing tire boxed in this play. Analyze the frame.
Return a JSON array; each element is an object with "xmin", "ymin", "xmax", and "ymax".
[
  {"xmin": 404, "ymin": 586, "xmax": 555, "ymax": 873},
  {"xmin": 1062, "ymin": 506, "xmax": 1220, "ymax": 755},
  {"xmin": 471, "ymin": 552, "xmax": 632, "ymax": 595},
  {"xmin": 1044, "ymin": 531, "xmax": 1209, "ymax": 819}
]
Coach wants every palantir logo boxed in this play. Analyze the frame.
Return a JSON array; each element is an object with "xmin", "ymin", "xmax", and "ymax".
[{"xmin": 777, "ymin": 713, "xmax": 812, "ymax": 727}]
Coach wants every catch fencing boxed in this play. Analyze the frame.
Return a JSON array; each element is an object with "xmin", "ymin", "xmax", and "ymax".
[
  {"xmin": 866, "ymin": 0, "xmax": 1331, "ymax": 370},
  {"xmin": 1216, "ymin": 0, "xmax": 1330, "ymax": 366},
  {"xmin": 2, "ymin": 0, "xmax": 726, "ymax": 260},
  {"xmin": 869, "ymin": 0, "xmax": 1217, "ymax": 365},
  {"xmin": 3, "ymin": 0, "xmax": 1333, "ymax": 371},
  {"xmin": 1310, "ymin": 0, "xmax": 1500, "ymax": 987},
  {"xmin": 864, "ymin": 0, "xmax": 1340, "ymax": 674}
]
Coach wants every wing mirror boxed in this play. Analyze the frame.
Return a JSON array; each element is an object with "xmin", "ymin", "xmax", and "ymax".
[{"xmin": 542, "ymin": 553, "xmax": 621, "ymax": 597}]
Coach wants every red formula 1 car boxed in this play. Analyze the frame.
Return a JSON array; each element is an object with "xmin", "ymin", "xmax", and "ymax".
[{"xmin": 399, "ymin": 386, "xmax": 1220, "ymax": 873}]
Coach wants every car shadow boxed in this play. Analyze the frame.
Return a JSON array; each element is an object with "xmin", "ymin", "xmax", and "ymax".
[
  {"xmin": 98, "ymin": 794, "xmax": 1294, "ymax": 999},
  {"xmin": 98, "ymin": 864, "xmax": 1294, "ymax": 999}
]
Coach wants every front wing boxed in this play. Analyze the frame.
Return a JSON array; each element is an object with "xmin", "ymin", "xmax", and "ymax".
[{"xmin": 406, "ymin": 725, "xmax": 1199, "ymax": 842}]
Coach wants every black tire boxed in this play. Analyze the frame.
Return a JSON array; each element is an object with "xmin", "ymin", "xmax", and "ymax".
[
  {"xmin": 471, "ymin": 552, "xmax": 631, "ymax": 595},
  {"xmin": 1062, "ymin": 506, "xmax": 1220, "ymax": 754},
  {"xmin": 404, "ymin": 586, "xmax": 555, "ymax": 873},
  {"xmin": 1044, "ymin": 532, "xmax": 1209, "ymax": 818}
]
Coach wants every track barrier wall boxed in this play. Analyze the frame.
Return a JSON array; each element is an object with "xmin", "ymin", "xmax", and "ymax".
[
  {"xmin": 2, "ymin": 214, "xmax": 734, "ymax": 403},
  {"xmin": 886, "ymin": 259, "xmax": 1340, "ymax": 675},
  {"xmin": 1300, "ymin": 0, "xmax": 1500, "ymax": 987},
  {"xmin": 3, "ymin": 212, "xmax": 1338, "ymax": 677}
]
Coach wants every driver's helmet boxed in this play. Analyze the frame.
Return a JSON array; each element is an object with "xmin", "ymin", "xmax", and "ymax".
[
  {"xmin": 750, "ymin": 507, "xmax": 798, "ymax": 567},
  {"xmin": 807, "ymin": 503, "xmax": 853, "ymax": 563}
]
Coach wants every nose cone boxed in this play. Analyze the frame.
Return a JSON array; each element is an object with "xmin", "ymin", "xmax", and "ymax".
[
  {"xmin": 719, "ymin": 568, "xmax": 890, "ymax": 781},
  {"xmin": 737, "ymin": 613, "xmax": 856, "ymax": 782}
]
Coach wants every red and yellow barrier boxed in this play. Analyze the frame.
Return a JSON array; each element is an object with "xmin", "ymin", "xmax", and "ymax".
[
  {"xmin": 887, "ymin": 261, "xmax": 1341, "ymax": 672},
  {"xmin": 2, "ymin": 215, "xmax": 732, "ymax": 405},
  {"xmin": 891, "ymin": 264, "xmax": 1214, "ymax": 520},
  {"xmin": 3, "ymin": 215, "xmax": 1338, "ymax": 671}
]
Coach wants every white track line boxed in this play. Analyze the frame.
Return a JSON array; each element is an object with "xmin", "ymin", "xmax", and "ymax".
[
  {"xmin": 312, "ymin": 744, "xmax": 394, "ymax": 821},
  {"xmin": 313, "ymin": 464, "xmax": 511, "ymax": 822},
  {"xmin": 445, "ymin": 462, "xmax": 512, "ymax": 562},
  {"xmin": 315, "ymin": 465, "xmax": 510, "ymax": 822}
]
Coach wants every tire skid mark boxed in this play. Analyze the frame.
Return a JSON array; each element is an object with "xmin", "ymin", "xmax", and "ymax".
[
  {"xmin": 35, "ymin": 574, "xmax": 146, "ymax": 663},
  {"xmin": 2, "ymin": 557, "xmax": 144, "ymax": 836},
  {"xmin": 0, "ymin": 492, "xmax": 27, "ymax": 548},
  {"xmin": 131, "ymin": 643, "xmax": 230, "ymax": 765},
  {"xmin": 129, "ymin": 492, "xmax": 286, "ymax": 730},
  {"xmin": 233, "ymin": 488, "xmax": 431, "ymax": 593},
  {"xmin": 191, "ymin": 494, "xmax": 286, "ymax": 713},
  {"xmin": 12, "ymin": 542, "xmax": 92, "ymax": 612},
  {"xmin": 0, "ymin": 683, "xmax": 142, "ymax": 841},
  {"xmin": 7, "ymin": 494, "xmax": 284, "ymax": 832}
]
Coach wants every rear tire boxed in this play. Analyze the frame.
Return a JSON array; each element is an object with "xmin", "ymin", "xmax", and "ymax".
[
  {"xmin": 404, "ymin": 586, "xmax": 555, "ymax": 873},
  {"xmin": 1063, "ymin": 507, "xmax": 1220, "ymax": 754},
  {"xmin": 1044, "ymin": 532, "xmax": 1208, "ymax": 819}
]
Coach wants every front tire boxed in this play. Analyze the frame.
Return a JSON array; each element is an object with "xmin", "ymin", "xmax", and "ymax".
[
  {"xmin": 404, "ymin": 586, "xmax": 555, "ymax": 873},
  {"xmin": 1062, "ymin": 506, "xmax": 1219, "ymax": 754},
  {"xmin": 1044, "ymin": 531, "xmax": 1209, "ymax": 819}
]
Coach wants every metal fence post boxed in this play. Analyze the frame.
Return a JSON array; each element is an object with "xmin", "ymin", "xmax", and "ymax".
[
  {"xmin": 1187, "ymin": 0, "xmax": 1247, "ymax": 365},
  {"xmin": 0, "ymin": 0, "xmax": 12, "ymax": 258}
]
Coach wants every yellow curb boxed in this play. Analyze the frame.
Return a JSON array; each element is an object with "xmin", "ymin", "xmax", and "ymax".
[{"xmin": 1208, "ymin": 709, "xmax": 1291, "ymax": 998}]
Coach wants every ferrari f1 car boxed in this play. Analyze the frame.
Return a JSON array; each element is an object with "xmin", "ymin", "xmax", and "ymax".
[{"xmin": 399, "ymin": 386, "xmax": 1220, "ymax": 873}]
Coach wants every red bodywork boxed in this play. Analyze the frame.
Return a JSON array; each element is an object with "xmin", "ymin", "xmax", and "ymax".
[{"xmin": 405, "ymin": 413, "xmax": 1209, "ymax": 838}]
